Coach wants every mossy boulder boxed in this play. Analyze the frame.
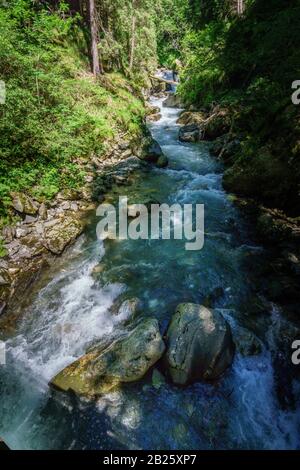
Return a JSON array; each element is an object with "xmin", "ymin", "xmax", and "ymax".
[
  {"xmin": 177, "ymin": 111, "xmax": 207, "ymax": 126},
  {"xmin": 179, "ymin": 124, "xmax": 201, "ymax": 143},
  {"xmin": 156, "ymin": 154, "xmax": 169, "ymax": 168},
  {"xmin": 10, "ymin": 192, "xmax": 39, "ymax": 216},
  {"xmin": 50, "ymin": 318, "xmax": 165, "ymax": 397},
  {"xmin": 164, "ymin": 303, "xmax": 235, "ymax": 385},
  {"xmin": 202, "ymin": 108, "xmax": 231, "ymax": 140},
  {"xmin": 42, "ymin": 216, "xmax": 84, "ymax": 255}
]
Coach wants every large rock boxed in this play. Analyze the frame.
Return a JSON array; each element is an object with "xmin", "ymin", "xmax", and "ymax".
[
  {"xmin": 42, "ymin": 216, "xmax": 84, "ymax": 255},
  {"xmin": 10, "ymin": 192, "xmax": 39, "ymax": 216},
  {"xmin": 202, "ymin": 107, "xmax": 231, "ymax": 140},
  {"xmin": 177, "ymin": 111, "xmax": 207, "ymax": 126},
  {"xmin": 50, "ymin": 318, "xmax": 165, "ymax": 397},
  {"xmin": 163, "ymin": 94, "xmax": 184, "ymax": 108},
  {"xmin": 164, "ymin": 304, "xmax": 235, "ymax": 385},
  {"xmin": 179, "ymin": 124, "xmax": 202, "ymax": 143}
]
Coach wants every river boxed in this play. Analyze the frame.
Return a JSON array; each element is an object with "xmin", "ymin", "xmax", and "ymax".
[{"xmin": 0, "ymin": 97, "xmax": 299, "ymax": 450}]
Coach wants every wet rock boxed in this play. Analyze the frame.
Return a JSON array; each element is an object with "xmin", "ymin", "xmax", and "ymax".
[
  {"xmin": 116, "ymin": 298, "xmax": 142, "ymax": 322},
  {"xmin": 233, "ymin": 325, "xmax": 262, "ymax": 356},
  {"xmin": 156, "ymin": 154, "xmax": 168, "ymax": 168},
  {"xmin": 147, "ymin": 113, "xmax": 162, "ymax": 122},
  {"xmin": 146, "ymin": 104, "xmax": 161, "ymax": 116},
  {"xmin": 10, "ymin": 192, "xmax": 39, "ymax": 216},
  {"xmin": 163, "ymin": 94, "xmax": 184, "ymax": 108},
  {"xmin": 42, "ymin": 216, "xmax": 84, "ymax": 255},
  {"xmin": 144, "ymin": 139, "xmax": 164, "ymax": 163},
  {"xmin": 50, "ymin": 318, "xmax": 165, "ymax": 397},
  {"xmin": 179, "ymin": 124, "xmax": 201, "ymax": 143},
  {"xmin": 15, "ymin": 226, "xmax": 31, "ymax": 239},
  {"xmin": 164, "ymin": 303, "xmax": 235, "ymax": 385}
]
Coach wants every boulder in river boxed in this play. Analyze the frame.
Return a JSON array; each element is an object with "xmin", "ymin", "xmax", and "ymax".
[
  {"xmin": 164, "ymin": 303, "xmax": 235, "ymax": 385},
  {"xmin": 163, "ymin": 94, "xmax": 184, "ymax": 108},
  {"xmin": 179, "ymin": 124, "xmax": 202, "ymax": 143},
  {"xmin": 50, "ymin": 318, "xmax": 165, "ymax": 397},
  {"xmin": 145, "ymin": 139, "xmax": 164, "ymax": 162},
  {"xmin": 156, "ymin": 154, "xmax": 169, "ymax": 168}
]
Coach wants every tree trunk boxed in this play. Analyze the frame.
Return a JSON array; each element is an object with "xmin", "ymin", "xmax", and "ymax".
[
  {"xmin": 237, "ymin": 0, "xmax": 244, "ymax": 15},
  {"xmin": 89, "ymin": 0, "xmax": 103, "ymax": 76},
  {"xmin": 129, "ymin": 2, "xmax": 136, "ymax": 72}
]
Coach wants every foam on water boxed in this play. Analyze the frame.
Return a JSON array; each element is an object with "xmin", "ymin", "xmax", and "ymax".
[{"xmin": 5, "ymin": 239, "xmax": 126, "ymax": 382}]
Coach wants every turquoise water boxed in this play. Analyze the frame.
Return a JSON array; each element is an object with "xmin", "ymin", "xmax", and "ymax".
[{"xmin": 0, "ymin": 97, "xmax": 299, "ymax": 450}]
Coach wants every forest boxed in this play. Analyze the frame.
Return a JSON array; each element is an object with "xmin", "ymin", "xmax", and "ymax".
[{"xmin": 1, "ymin": 0, "xmax": 299, "ymax": 239}]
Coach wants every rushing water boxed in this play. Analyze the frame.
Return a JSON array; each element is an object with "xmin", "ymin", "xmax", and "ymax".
[{"xmin": 0, "ymin": 97, "xmax": 299, "ymax": 450}]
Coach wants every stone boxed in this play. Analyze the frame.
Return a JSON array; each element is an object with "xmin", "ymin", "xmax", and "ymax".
[
  {"xmin": 156, "ymin": 155, "xmax": 169, "ymax": 168},
  {"xmin": 152, "ymin": 368, "xmax": 166, "ymax": 389},
  {"xmin": 38, "ymin": 203, "xmax": 48, "ymax": 220},
  {"xmin": 163, "ymin": 94, "xmax": 184, "ymax": 108},
  {"xmin": 50, "ymin": 318, "xmax": 165, "ymax": 397},
  {"xmin": 179, "ymin": 124, "xmax": 201, "ymax": 143},
  {"xmin": 10, "ymin": 192, "xmax": 39, "ymax": 215},
  {"xmin": 146, "ymin": 140, "xmax": 164, "ymax": 163},
  {"xmin": 23, "ymin": 215, "xmax": 37, "ymax": 224},
  {"xmin": 2, "ymin": 226, "xmax": 15, "ymax": 243},
  {"xmin": 116, "ymin": 298, "xmax": 141, "ymax": 322},
  {"xmin": 164, "ymin": 303, "xmax": 235, "ymax": 385},
  {"xmin": 177, "ymin": 111, "xmax": 207, "ymax": 126},
  {"xmin": 56, "ymin": 189, "xmax": 81, "ymax": 201},
  {"xmin": 0, "ymin": 268, "xmax": 10, "ymax": 287},
  {"xmin": 42, "ymin": 216, "xmax": 84, "ymax": 255}
]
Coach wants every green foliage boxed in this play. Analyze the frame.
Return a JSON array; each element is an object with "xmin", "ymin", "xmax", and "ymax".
[
  {"xmin": 176, "ymin": 0, "xmax": 300, "ymax": 213},
  {"xmin": 0, "ymin": 1, "xmax": 145, "ymax": 224}
]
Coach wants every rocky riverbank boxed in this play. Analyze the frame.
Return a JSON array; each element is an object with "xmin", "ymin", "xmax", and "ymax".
[{"xmin": 0, "ymin": 111, "xmax": 168, "ymax": 331}]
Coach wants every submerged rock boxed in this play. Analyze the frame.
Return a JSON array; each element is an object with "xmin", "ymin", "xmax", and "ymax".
[
  {"xmin": 145, "ymin": 139, "xmax": 164, "ymax": 162},
  {"xmin": 50, "ymin": 318, "xmax": 165, "ymax": 397},
  {"xmin": 164, "ymin": 303, "xmax": 235, "ymax": 385}
]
